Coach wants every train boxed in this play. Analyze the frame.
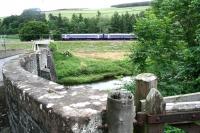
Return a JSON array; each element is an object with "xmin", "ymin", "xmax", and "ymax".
[{"xmin": 61, "ymin": 33, "xmax": 136, "ymax": 40}]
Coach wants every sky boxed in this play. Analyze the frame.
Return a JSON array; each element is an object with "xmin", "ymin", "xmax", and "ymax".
[{"xmin": 0, "ymin": 0, "xmax": 150, "ymax": 17}]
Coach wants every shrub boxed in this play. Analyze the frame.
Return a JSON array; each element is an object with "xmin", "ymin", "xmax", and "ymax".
[{"xmin": 19, "ymin": 21, "xmax": 49, "ymax": 41}]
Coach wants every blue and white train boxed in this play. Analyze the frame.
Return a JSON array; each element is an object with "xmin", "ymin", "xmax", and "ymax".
[{"xmin": 61, "ymin": 33, "xmax": 136, "ymax": 40}]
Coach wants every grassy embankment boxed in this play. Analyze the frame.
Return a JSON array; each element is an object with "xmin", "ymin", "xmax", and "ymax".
[
  {"xmin": 45, "ymin": 6, "xmax": 149, "ymax": 18},
  {"xmin": 51, "ymin": 41, "xmax": 135, "ymax": 85}
]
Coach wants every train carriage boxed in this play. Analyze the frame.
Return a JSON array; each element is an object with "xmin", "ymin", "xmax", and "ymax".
[
  {"xmin": 61, "ymin": 33, "xmax": 136, "ymax": 40},
  {"xmin": 106, "ymin": 33, "xmax": 135, "ymax": 40},
  {"xmin": 62, "ymin": 34, "xmax": 101, "ymax": 40}
]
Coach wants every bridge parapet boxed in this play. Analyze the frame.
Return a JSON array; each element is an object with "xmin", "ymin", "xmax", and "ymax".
[{"xmin": 3, "ymin": 50, "xmax": 107, "ymax": 133}]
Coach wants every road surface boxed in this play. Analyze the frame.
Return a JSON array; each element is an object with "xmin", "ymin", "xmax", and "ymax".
[{"xmin": 0, "ymin": 55, "xmax": 19, "ymax": 81}]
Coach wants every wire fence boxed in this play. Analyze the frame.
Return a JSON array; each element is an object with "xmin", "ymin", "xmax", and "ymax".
[{"xmin": 0, "ymin": 35, "xmax": 6, "ymax": 51}]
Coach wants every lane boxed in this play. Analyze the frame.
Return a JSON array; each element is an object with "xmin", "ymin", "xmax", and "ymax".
[{"xmin": 0, "ymin": 55, "xmax": 19, "ymax": 81}]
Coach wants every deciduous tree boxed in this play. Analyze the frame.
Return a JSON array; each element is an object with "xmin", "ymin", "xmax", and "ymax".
[
  {"xmin": 131, "ymin": 0, "xmax": 200, "ymax": 95},
  {"xmin": 19, "ymin": 21, "xmax": 49, "ymax": 41}
]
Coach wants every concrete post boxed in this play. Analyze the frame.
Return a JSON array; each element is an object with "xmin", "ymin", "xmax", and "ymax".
[
  {"xmin": 107, "ymin": 90, "xmax": 134, "ymax": 133},
  {"xmin": 47, "ymin": 51, "xmax": 57, "ymax": 81},
  {"xmin": 134, "ymin": 73, "xmax": 157, "ymax": 133},
  {"xmin": 146, "ymin": 88, "xmax": 165, "ymax": 133},
  {"xmin": 36, "ymin": 53, "xmax": 41, "ymax": 76}
]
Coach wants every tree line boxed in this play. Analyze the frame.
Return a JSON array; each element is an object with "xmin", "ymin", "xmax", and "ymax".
[{"xmin": 0, "ymin": 8, "xmax": 139, "ymax": 41}]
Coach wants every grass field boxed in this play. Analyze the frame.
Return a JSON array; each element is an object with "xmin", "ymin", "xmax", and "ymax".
[
  {"xmin": 50, "ymin": 41, "xmax": 135, "ymax": 85},
  {"xmin": 54, "ymin": 41, "xmax": 133, "ymax": 52},
  {"xmin": 0, "ymin": 35, "xmax": 32, "ymax": 51},
  {"xmin": 0, "ymin": 6, "xmax": 149, "ymax": 19},
  {"xmin": 45, "ymin": 6, "xmax": 149, "ymax": 18}
]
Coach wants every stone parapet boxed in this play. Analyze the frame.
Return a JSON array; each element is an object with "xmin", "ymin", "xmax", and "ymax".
[{"xmin": 3, "ymin": 51, "xmax": 107, "ymax": 133}]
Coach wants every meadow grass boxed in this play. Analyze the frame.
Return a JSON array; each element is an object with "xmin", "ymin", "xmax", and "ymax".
[
  {"xmin": 45, "ymin": 6, "xmax": 149, "ymax": 19},
  {"xmin": 53, "ymin": 41, "xmax": 134, "ymax": 52},
  {"xmin": 51, "ymin": 41, "xmax": 134, "ymax": 85},
  {"xmin": 2, "ymin": 43, "xmax": 33, "ymax": 50},
  {"xmin": 0, "ymin": 35, "xmax": 32, "ymax": 51}
]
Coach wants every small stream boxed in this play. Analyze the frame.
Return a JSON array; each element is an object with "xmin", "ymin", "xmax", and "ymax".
[{"xmin": 68, "ymin": 76, "xmax": 135, "ymax": 91}]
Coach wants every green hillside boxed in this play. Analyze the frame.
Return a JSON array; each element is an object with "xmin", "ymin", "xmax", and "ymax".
[
  {"xmin": 111, "ymin": 1, "xmax": 151, "ymax": 8},
  {"xmin": 45, "ymin": 6, "xmax": 149, "ymax": 18}
]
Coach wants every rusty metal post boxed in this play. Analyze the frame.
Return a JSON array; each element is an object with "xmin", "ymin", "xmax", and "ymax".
[
  {"xmin": 107, "ymin": 90, "xmax": 134, "ymax": 133},
  {"xmin": 134, "ymin": 73, "xmax": 157, "ymax": 133}
]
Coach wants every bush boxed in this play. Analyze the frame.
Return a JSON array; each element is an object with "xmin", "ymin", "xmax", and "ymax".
[
  {"xmin": 123, "ymin": 80, "xmax": 136, "ymax": 94},
  {"xmin": 51, "ymin": 30, "xmax": 61, "ymax": 40},
  {"xmin": 130, "ymin": 0, "xmax": 200, "ymax": 95},
  {"xmin": 19, "ymin": 21, "xmax": 49, "ymax": 41},
  {"xmin": 63, "ymin": 50, "xmax": 73, "ymax": 57}
]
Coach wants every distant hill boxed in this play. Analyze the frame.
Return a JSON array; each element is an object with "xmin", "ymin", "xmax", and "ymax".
[
  {"xmin": 111, "ymin": 1, "xmax": 151, "ymax": 8},
  {"xmin": 44, "ymin": 8, "xmax": 88, "ymax": 12}
]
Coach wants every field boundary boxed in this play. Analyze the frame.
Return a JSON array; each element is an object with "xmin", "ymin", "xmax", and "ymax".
[{"xmin": 0, "ymin": 50, "xmax": 24, "ymax": 59}]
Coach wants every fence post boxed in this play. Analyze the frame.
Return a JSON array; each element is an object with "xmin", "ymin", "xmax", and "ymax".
[
  {"xmin": 134, "ymin": 73, "xmax": 157, "ymax": 133},
  {"xmin": 145, "ymin": 88, "xmax": 165, "ymax": 133},
  {"xmin": 107, "ymin": 90, "xmax": 134, "ymax": 133},
  {"xmin": 36, "ymin": 53, "xmax": 41, "ymax": 76}
]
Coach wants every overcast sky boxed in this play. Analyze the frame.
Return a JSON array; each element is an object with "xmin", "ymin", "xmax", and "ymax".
[{"xmin": 0, "ymin": 0, "xmax": 150, "ymax": 17}]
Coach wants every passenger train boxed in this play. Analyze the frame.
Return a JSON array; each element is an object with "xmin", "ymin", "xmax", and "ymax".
[{"xmin": 61, "ymin": 33, "xmax": 136, "ymax": 40}]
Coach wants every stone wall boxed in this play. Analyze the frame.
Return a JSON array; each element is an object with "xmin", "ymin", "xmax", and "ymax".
[
  {"xmin": 0, "ymin": 82, "xmax": 9, "ymax": 131},
  {"xmin": 20, "ymin": 53, "xmax": 38, "ymax": 75},
  {"xmin": 2, "ymin": 50, "xmax": 107, "ymax": 133}
]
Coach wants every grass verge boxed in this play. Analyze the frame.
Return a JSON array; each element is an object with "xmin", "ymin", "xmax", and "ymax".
[
  {"xmin": 50, "ymin": 41, "xmax": 135, "ymax": 85},
  {"xmin": 52, "ymin": 50, "xmax": 133, "ymax": 85}
]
